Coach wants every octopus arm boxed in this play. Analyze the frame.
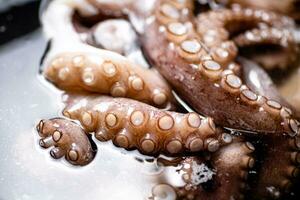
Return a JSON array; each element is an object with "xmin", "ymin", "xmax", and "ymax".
[
  {"xmin": 239, "ymin": 57, "xmax": 300, "ymax": 117},
  {"xmin": 42, "ymin": 0, "xmax": 176, "ymax": 109},
  {"xmin": 196, "ymin": 6, "xmax": 298, "ymax": 70},
  {"xmin": 36, "ymin": 118, "xmax": 95, "ymax": 165},
  {"xmin": 233, "ymin": 28, "xmax": 298, "ymax": 70},
  {"xmin": 251, "ymin": 135, "xmax": 300, "ymax": 199},
  {"xmin": 44, "ymin": 47, "xmax": 176, "ymax": 109},
  {"xmin": 62, "ymin": 94, "xmax": 234, "ymax": 155},
  {"xmin": 141, "ymin": 0, "xmax": 300, "ymax": 135},
  {"xmin": 177, "ymin": 139, "xmax": 255, "ymax": 200},
  {"xmin": 216, "ymin": 0, "xmax": 300, "ymax": 21}
]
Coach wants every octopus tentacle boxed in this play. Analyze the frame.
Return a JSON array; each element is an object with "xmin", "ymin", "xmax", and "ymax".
[
  {"xmin": 61, "ymin": 94, "xmax": 233, "ymax": 155},
  {"xmin": 141, "ymin": 0, "xmax": 300, "ymax": 135},
  {"xmin": 196, "ymin": 5, "xmax": 298, "ymax": 70},
  {"xmin": 216, "ymin": 0, "xmax": 300, "ymax": 21},
  {"xmin": 233, "ymin": 27, "xmax": 298, "ymax": 70},
  {"xmin": 44, "ymin": 49, "xmax": 175, "ymax": 109},
  {"xmin": 251, "ymin": 135, "xmax": 300, "ymax": 199},
  {"xmin": 175, "ymin": 139, "xmax": 255, "ymax": 200},
  {"xmin": 238, "ymin": 58, "xmax": 300, "ymax": 198},
  {"xmin": 36, "ymin": 118, "xmax": 95, "ymax": 165},
  {"xmin": 41, "ymin": 0, "xmax": 175, "ymax": 109},
  {"xmin": 239, "ymin": 57, "xmax": 300, "ymax": 118},
  {"xmin": 37, "ymin": 0, "xmax": 300, "ymax": 199}
]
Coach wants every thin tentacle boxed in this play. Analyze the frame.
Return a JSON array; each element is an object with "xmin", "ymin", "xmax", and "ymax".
[{"xmin": 196, "ymin": 6, "xmax": 298, "ymax": 69}]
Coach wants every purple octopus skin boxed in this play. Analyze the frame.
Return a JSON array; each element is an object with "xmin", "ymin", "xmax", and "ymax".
[{"xmin": 141, "ymin": 0, "xmax": 300, "ymax": 136}]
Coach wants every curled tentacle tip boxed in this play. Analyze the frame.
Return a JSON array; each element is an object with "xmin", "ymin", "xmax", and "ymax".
[{"xmin": 36, "ymin": 118, "xmax": 95, "ymax": 166}]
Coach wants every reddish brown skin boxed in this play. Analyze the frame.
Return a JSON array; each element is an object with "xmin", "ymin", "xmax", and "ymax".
[
  {"xmin": 239, "ymin": 58, "xmax": 300, "ymax": 199},
  {"xmin": 239, "ymin": 57, "xmax": 300, "ymax": 117},
  {"xmin": 217, "ymin": 0, "xmax": 300, "ymax": 21},
  {"xmin": 251, "ymin": 135, "xmax": 300, "ymax": 199},
  {"xmin": 37, "ymin": 118, "xmax": 95, "ymax": 166},
  {"xmin": 141, "ymin": 21, "xmax": 288, "ymax": 134},
  {"xmin": 233, "ymin": 28, "xmax": 298, "ymax": 70},
  {"xmin": 37, "ymin": 0, "xmax": 300, "ymax": 199},
  {"xmin": 196, "ymin": 7, "xmax": 298, "ymax": 70},
  {"xmin": 177, "ymin": 139, "xmax": 254, "ymax": 200},
  {"xmin": 62, "ymin": 93, "xmax": 231, "ymax": 156}
]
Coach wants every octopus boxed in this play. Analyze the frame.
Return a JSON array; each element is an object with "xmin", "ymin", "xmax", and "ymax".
[{"xmin": 36, "ymin": 0, "xmax": 300, "ymax": 199}]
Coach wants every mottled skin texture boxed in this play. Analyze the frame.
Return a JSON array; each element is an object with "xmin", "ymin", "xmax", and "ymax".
[
  {"xmin": 177, "ymin": 139, "xmax": 254, "ymax": 200},
  {"xmin": 140, "ymin": 0, "xmax": 300, "ymax": 198}
]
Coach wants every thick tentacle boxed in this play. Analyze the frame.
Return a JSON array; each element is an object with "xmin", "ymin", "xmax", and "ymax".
[
  {"xmin": 36, "ymin": 118, "xmax": 95, "ymax": 165},
  {"xmin": 62, "ymin": 93, "xmax": 233, "ymax": 155},
  {"xmin": 175, "ymin": 139, "xmax": 255, "ymax": 200},
  {"xmin": 141, "ymin": 0, "xmax": 300, "ymax": 135},
  {"xmin": 239, "ymin": 57, "xmax": 298, "ymax": 115},
  {"xmin": 44, "ymin": 48, "xmax": 175, "ymax": 109},
  {"xmin": 236, "ymin": 59, "xmax": 300, "ymax": 198},
  {"xmin": 251, "ymin": 135, "xmax": 300, "ymax": 199},
  {"xmin": 196, "ymin": 5, "xmax": 298, "ymax": 69},
  {"xmin": 42, "ymin": 0, "xmax": 175, "ymax": 109}
]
